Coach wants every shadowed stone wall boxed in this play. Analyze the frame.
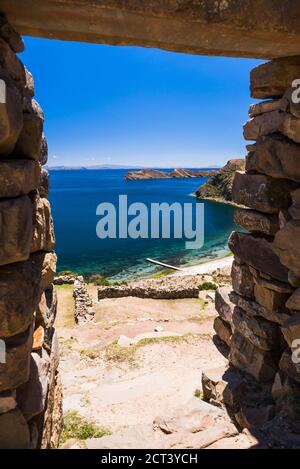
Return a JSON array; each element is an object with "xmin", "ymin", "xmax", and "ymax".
[
  {"xmin": 212, "ymin": 58, "xmax": 300, "ymax": 439},
  {"xmin": 0, "ymin": 14, "xmax": 62, "ymax": 448}
]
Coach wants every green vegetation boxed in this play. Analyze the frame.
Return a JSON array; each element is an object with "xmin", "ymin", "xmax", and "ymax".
[
  {"xmin": 60, "ymin": 410, "xmax": 111, "ymax": 445},
  {"xmin": 194, "ymin": 388, "xmax": 203, "ymax": 399},
  {"xmin": 80, "ymin": 348, "xmax": 101, "ymax": 360},
  {"xmin": 104, "ymin": 333, "xmax": 211, "ymax": 366},
  {"xmin": 60, "ymin": 337, "xmax": 77, "ymax": 356},
  {"xmin": 150, "ymin": 268, "xmax": 174, "ymax": 278},
  {"xmin": 58, "ymin": 270, "xmax": 78, "ymax": 276},
  {"xmin": 89, "ymin": 274, "xmax": 111, "ymax": 286},
  {"xmin": 198, "ymin": 282, "xmax": 218, "ymax": 291}
]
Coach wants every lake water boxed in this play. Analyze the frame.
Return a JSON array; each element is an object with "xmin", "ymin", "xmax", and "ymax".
[{"xmin": 49, "ymin": 169, "xmax": 237, "ymax": 280}]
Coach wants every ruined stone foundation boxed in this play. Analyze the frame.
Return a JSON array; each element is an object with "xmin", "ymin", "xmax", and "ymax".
[
  {"xmin": 0, "ymin": 15, "xmax": 62, "ymax": 448},
  {"xmin": 211, "ymin": 57, "xmax": 300, "ymax": 447}
]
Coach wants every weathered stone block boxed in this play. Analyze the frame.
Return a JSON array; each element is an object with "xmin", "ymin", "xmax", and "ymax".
[
  {"xmin": 232, "ymin": 307, "xmax": 282, "ymax": 351},
  {"xmin": 0, "ymin": 326, "xmax": 33, "ymax": 392},
  {"xmin": 286, "ymin": 288, "xmax": 300, "ymax": 311},
  {"xmin": 246, "ymin": 135, "xmax": 300, "ymax": 183},
  {"xmin": 250, "ymin": 57, "xmax": 300, "ymax": 99},
  {"xmin": 213, "ymin": 317, "xmax": 232, "ymax": 347},
  {"xmin": 234, "ymin": 208, "xmax": 279, "ymax": 236},
  {"xmin": 243, "ymin": 110, "xmax": 284, "ymax": 140},
  {"xmin": 32, "ymin": 325, "xmax": 45, "ymax": 351},
  {"xmin": 289, "ymin": 270, "xmax": 300, "ymax": 288},
  {"xmin": 36, "ymin": 285, "xmax": 57, "ymax": 331},
  {"xmin": 254, "ymin": 275, "xmax": 293, "ymax": 294},
  {"xmin": 279, "ymin": 349, "xmax": 300, "ymax": 384},
  {"xmin": 17, "ymin": 349, "xmax": 50, "ymax": 421},
  {"xmin": 244, "ymin": 110, "xmax": 300, "ymax": 144},
  {"xmin": 230, "ymin": 332, "xmax": 279, "ymax": 383},
  {"xmin": 0, "ymin": 159, "xmax": 40, "ymax": 198},
  {"xmin": 202, "ymin": 366, "xmax": 246, "ymax": 410},
  {"xmin": 0, "ymin": 409, "xmax": 29, "ymax": 449},
  {"xmin": 254, "ymin": 283, "xmax": 290, "ymax": 313},
  {"xmin": 14, "ymin": 110, "xmax": 43, "ymax": 160},
  {"xmin": 39, "ymin": 134, "xmax": 48, "ymax": 166},
  {"xmin": 0, "ymin": 257, "xmax": 41, "ymax": 337},
  {"xmin": 31, "ymin": 198, "xmax": 55, "ymax": 253},
  {"xmin": 289, "ymin": 188, "xmax": 300, "ymax": 220},
  {"xmin": 215, "ymin": 286, "xmax": 234, "ymax": 325},
  {"xmin": 41, "ymin": 330, "xmax": 62, "ymax": 448},
  {"xmin": 0, "ymin": 81, "xmax": 23, "ymax": 155},
  {"xmin": 248, "ymin": 98, "xmax": 288, "ymax": 118},
  {"xmin": 0, "ymin": 13, "xmax": 24, "ymax": 53},
  {"xmin": 39, "ymin": 168, "xmax": 50, "ymax": 197},
  {"xmin": 232, "ymin": 171, "xmax": 296, "ymax": 214},
  {"xmin": 0, "ymin": 195, "xmax": 33, "ymax": 266},
  {"xmin": 231, "ymin": 259, "xmax": 254, "ymax": 298},
  {"xmin": 281, "ymin": 313, "xmax": 300, "ymax": 347},
  {"xmin": 0, "ymin": 390, "xmax": 16, "ymax": 414},
  {"xmin": 235, "ymin": 404, "xmax": 275, "ymax": 430},
  {"xmin": 31, "ymin": 251, "xmax": 57, "ymax": 290},
  {"xmin": 229, "ymin": 291, "xmax": 290, "ymax": 326},
  {"xmin": 273, "ymin": 220, "xmax": 300, "ymax": 276},
  {"xmin": 228, "ymin": 231, "xmax": 289, "ymax": 283},
  {"xmin": 0, "ymin": 37, "xmax": 26, "ymax": 85},
  {"xmin": 24, "ymin": 67, "xmax": 34, "ymax": 97},
  {"xmin": 271, "ymin": 371, "xmax": 300, "ymax": 400}
]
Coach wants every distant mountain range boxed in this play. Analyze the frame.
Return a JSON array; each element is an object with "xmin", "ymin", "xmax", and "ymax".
[
  {"xmin": 47, "ymin": 164, "xmax": 222, "ymax": 171},
  {"xmin": 46, "ymin": 164, "xmax": 146, "ymax": 170}
]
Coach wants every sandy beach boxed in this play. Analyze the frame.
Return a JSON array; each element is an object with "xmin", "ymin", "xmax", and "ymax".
[{"xmin": 172, "ymin": 254, "xmax": 233, "ymax": 277}]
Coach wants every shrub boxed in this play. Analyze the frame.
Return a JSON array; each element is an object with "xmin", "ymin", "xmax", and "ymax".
[
  {"xmin": 89, "ymin": 274, "xmax": 110, "ymax": 286},
  {"xmin": 58, "ymin": 270, "xmax": 78, "ymax": 277},
  {"xmin": 60, "ymin": 410, "xmax": 111, "ymax": 445},
  {"xmin": 198, "ymin": 282, "xmax": 217, "ymax": 291}
]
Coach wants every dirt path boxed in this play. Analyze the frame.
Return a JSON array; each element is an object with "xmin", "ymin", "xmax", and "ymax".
[{"xmin": 56, "ymin": 283, "xmax": 231, "ymax": 448}]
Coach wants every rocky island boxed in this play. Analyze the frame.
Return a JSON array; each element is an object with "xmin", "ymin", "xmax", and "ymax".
[
  {"xmin": 125, "ymin": 168, "xmax": 220, "ymax": 180},
  {"xmin": 195, "ymin": 159, "xmax": 245, "ymax": 204}
]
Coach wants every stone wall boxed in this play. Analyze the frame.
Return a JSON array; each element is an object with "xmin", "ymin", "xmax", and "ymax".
[
  {"xmin": 212, "ymin": 57, "xmax": 300, "ymax": 437},
  {"xmin": 0, "ymin": 14, "xmax": 62, "ymax": 448}
]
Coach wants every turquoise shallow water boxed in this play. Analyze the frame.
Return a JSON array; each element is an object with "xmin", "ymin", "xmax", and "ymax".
[{"xmin": 49, "ymin": 169, "xmax": 237, "ymax": 280}]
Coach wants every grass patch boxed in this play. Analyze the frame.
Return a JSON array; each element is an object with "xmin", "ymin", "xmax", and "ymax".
[
  {"xmin": 58, "ymin": 270, "xmax": 79, "ymax": 276},
  {"xmin": 198, "ymin": 282, "xmax": 218, "ymax": 291},
  {"xmin": 150, "ymin": 268, "xmax": 175, "ymax": 278},
  {"xmin": 89, "ymin": 274, "xmax": 111, "ymax": 286},
  {"xmin": 80, "ymin": 348, "xmax": 101, "ymax": 360},
  {"xmin": 60, "ymin": 337, "xmax": 77, "ymax": 356},
  {"xmin": 194, "ymin": 388, "xmax": 203, "ymax": 399},
  {"xmin": 60, "ymin": 410, "xmax": 111, "ymax": 445},
  {"xmin": 104, "ymin": 333, "xmax": 210, "ymax": 366}
]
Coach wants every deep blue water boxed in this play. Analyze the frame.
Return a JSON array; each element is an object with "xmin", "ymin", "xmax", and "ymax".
[{"xmin": 49, "ymin": 169, "xmax": 237, "ymax": 280}]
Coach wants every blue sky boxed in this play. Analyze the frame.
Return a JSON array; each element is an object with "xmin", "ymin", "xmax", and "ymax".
[{"xmin": 20, "ymin": 37, "xmax": 262, "ymax": 167}]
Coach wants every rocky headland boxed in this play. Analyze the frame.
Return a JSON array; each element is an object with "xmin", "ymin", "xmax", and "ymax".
[
  {"xmin": 125, "ymin": 168, "xmax": 220, "ymax": 181},
  {"xmin": 195, "ymin": 159, "xmax": 245, "ymax": 204}
]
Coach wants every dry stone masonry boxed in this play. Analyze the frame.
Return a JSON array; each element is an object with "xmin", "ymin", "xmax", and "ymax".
[
  {"xmin": 211, "ymin": 57, "xmax": 300, "ymax": 446},
  {"xmin": 0, "ymin": 14, "xmax": 62, "ymax": 448},
  {"xmin": 73, "ymin": 276, "xmax": 95, "ymax": 325}
]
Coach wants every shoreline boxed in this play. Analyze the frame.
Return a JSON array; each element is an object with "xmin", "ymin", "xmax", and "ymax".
[{"xmin": 170, "ymin": 254, "xmax": 233, "ymax": 277}]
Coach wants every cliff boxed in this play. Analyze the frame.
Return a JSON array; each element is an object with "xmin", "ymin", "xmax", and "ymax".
[
  {"xmin": 125, "ymin": 168, "xmax": 220, "ymax": 181},
  {"xmin": 195, "ymin": 159, "xmax": 245, "ymax": 204}
]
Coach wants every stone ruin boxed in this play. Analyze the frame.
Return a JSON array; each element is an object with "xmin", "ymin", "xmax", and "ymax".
[
  {"xmin": 0, "ymin": 15, "xmax": 62, "ymax": 448},
  {"xmin": 0, "ymin": 0, "xmax": 300, "ymax": 448},
  {"xmin": 211, "ymin": 58, "xmax": 300, "ymax": 446},
  {"xmin": 73, "ymin": 276, "xmax": 95, "ymax": 325}
]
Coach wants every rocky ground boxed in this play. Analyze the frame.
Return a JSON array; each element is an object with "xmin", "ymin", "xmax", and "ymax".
[{"xmin": 54, "ymin": 267, "xmax": 259, "ymax": 449}]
